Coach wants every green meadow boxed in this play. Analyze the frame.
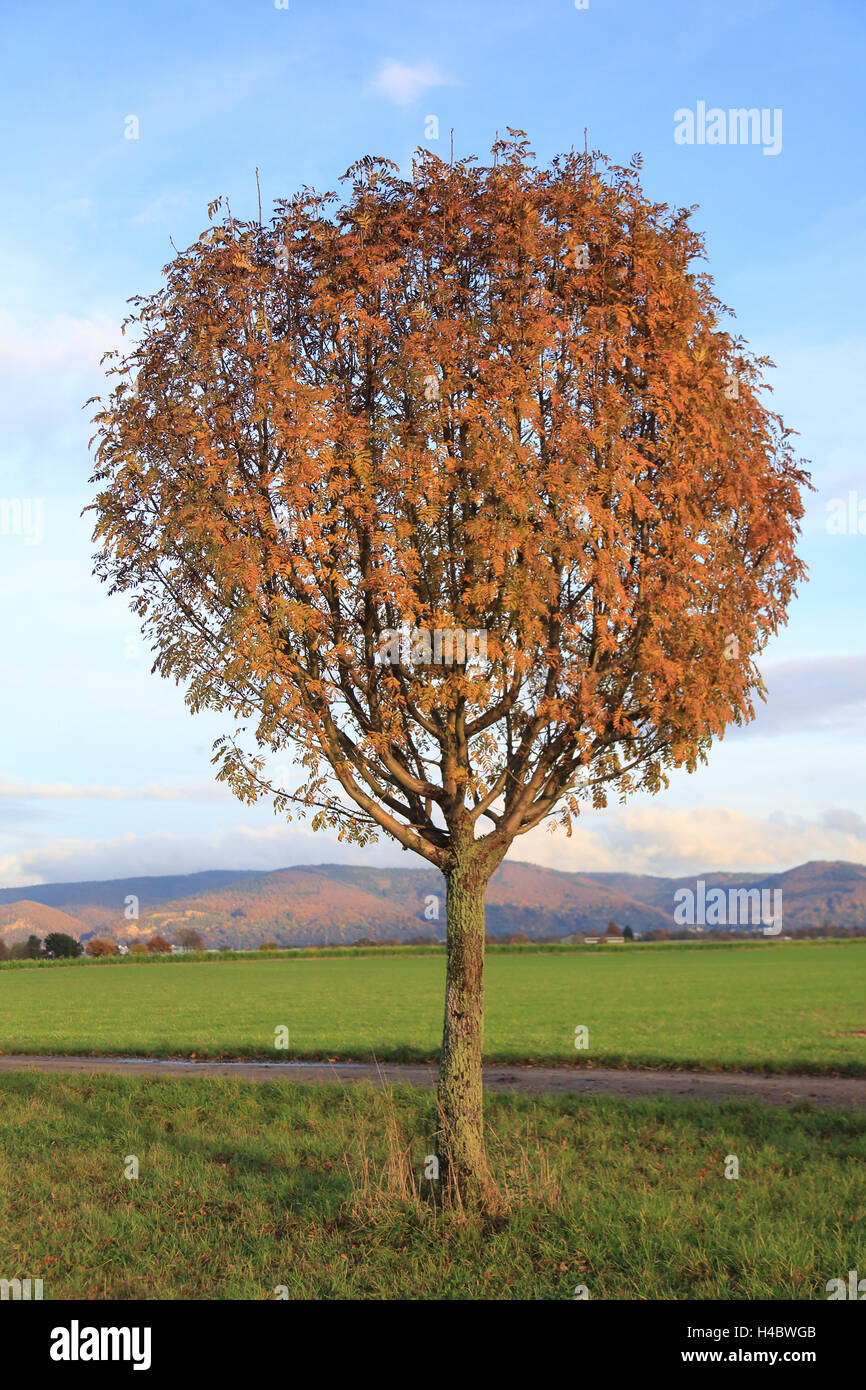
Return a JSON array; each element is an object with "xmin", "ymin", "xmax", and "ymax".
[
  {"xmin": 1, "ymin": 941, "xmax": 864, "ymax": 1073},
  {"xmin": 0, "ymin": 1072, "xmax": 863, "ymax": 1300}
]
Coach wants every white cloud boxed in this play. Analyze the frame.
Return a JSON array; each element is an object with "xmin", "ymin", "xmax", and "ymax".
[
  {"xmin": 131, "ymin": 193, "xmax": 190, "ymax": 226},
  {"xmin": 743, "ymin": 652, "xmax": 866, "ymax": 737},
  {"xmin": 0, "ymin": 308, "xmax": 121, "ymax": 452},
  {"xmin": 519, "ymin": 804, "xmax": 866, "ymax": 878},
  {"xmin": 0, "ymin": 823, "xmax": 408, "ymax": 889},
  {"xmin": 0, "ymin": 777, "xmax": 232, "ymax": 803},
  {"xmin": 0, "ymin": 308, "xmax": 117, "ymax": 377},
  {"xmin": 368, "ymin": 60, "xmax": 452, "ymax": 106},
  {"xmin": 821, "ymin": 808, "xmax": 866, "ymax": 836},
  {"xmin": 2, "ymin": 803, "xmax": 864, "ymax": 890}
]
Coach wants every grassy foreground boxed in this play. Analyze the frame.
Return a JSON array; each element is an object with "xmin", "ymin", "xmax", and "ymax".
[
  {"xmin": 0, "ymin": 942, "xmax": 864, "ymax": 1073},
  {"xmin": 0, "ymin": 1072, "xmax": 863, "ymax": 1299}
]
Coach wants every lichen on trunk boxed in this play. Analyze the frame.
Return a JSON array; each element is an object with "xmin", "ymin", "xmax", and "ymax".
[{"xmin": 437, "ymin": 856, "xmax": 492, "ymax": 1207}]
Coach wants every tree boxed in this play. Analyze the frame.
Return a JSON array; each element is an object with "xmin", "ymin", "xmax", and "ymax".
[
  {"xmin": 44, "ymin": 932, "xmax": 82, "ymax": 959},
  {"xmin": 24, "ymin": 934, "xmax": 43, "ymax": 959},
  {"xmin": 146, "ymin": 934, "xmax": 173, "ymax": 954},
  {"xmin": 259, "ymin": 940, "xmax": 278, "ymax": 950},
  {"xmin": 605, "ymin": 920, "xmax": 622, "ymax": 937},
  {"xmin": 88, "ymin": 134, "xmax": 808, "ymax": 1204},
  {"xmin": 622, "ymin": 924, "xmax": 634, "ymax": 941},
  {"xmin": 177, "ymin": 927, "xmax": 205, "ymax": 950},
  {"xmin": 129, "ymin": 942, "xmax": 148, "ymax": 954},
  {"xmin": 86, "ymin": 938, "xmax": 119, "ymax": 956}
]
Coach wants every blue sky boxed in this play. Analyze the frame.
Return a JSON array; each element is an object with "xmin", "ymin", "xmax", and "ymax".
[{"xmin": 0, "ymin": 0, "xmax": 864, "ymax": 887}]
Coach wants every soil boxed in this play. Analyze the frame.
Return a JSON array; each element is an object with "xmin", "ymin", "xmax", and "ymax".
[{"xmin": 0, "ymin": 1054, "xmax": 863, "ymax": 1107}]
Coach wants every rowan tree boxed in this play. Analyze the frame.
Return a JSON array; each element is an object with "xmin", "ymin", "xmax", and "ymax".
[{"xmin": 88, "ymin": 134, "xmax": 808, "ymax": 1204}]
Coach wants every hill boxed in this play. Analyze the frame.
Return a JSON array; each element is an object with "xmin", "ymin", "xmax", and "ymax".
[
  {"xmin": 0, "ymin": 900, "xmax": 91, "ymax": 944},
  {"xmin": 1, "ymin": 859, "xmax": 865, "ymax": 949}
]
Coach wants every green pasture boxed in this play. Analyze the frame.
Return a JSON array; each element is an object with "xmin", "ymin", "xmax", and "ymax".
[
  {"xmin": 0, "ymin": 941, "xmax": 864, "ymax": 1073},
  {"xmin": 0, "ymin": 1072, "xmax": 862, "ymax": 1299}
]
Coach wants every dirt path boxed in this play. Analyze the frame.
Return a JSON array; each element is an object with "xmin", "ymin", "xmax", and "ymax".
[{"xmin": 0, "ymin": 1054, "xmax": 863, "ymax": 1107}]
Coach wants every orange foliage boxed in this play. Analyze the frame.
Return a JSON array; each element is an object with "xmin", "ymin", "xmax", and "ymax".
[
  {"xmin": 89, "ymin": 134, "xmax": 808, "ymax": 879},
  {"xmin": 85, "ymin": 938, "xmax": 118, "ymax": 956},
  {"xmin": 146, "ymin": 935, "xmax": 172, "ymax": 954}
]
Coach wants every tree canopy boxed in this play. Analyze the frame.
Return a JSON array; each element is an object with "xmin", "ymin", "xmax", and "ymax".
[{"xmin": 89, "ymin": 134, "xmax": 808, "ymax": 882}]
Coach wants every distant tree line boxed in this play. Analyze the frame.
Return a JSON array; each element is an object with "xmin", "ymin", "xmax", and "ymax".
[
  {"xmin": 3, "ymin": 918, "xmax": 863, "ymax": 963},
  {"xmin": 0, "ymin": 928, "xmax": 207, "ymax": 961}
]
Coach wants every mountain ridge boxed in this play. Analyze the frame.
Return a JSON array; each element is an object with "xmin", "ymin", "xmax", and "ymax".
[{"xmin": 1, "ymin": 859, "xmax": 865, "ymax": 947}]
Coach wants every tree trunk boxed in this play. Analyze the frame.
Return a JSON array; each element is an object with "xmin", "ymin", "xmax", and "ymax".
[{"xmin": 437, "ymin": 857, "xmax": 491, "ymax": 1207}]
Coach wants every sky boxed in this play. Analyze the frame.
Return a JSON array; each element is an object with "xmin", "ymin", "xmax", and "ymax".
[{"xmin": 0, "ymin": 0, "xmax": 864, "ymax": 888}]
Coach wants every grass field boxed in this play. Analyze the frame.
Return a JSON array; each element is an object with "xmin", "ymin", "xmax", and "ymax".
[
  {"xmin": 0, "ymin": 1071, "xmax": 862, "ymax": 1299},
  {"xmin": 0, "ymin": 942, "xmax": 864, "ymax": 1073}
]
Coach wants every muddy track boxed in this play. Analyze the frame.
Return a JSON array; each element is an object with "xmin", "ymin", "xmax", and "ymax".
[{"xmin": 0, "ymin": 1054, "xmax": 863, "ymax": 1107}]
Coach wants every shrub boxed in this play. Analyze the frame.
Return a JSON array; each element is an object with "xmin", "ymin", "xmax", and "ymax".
[
  {"xmin": 146, "ymin": 935, "xmax": 172, "ymax": 954},
  {"xmin": 43, "ymin": 932, "xmax": 82, "ymax": 959},
  {"xmin": 86, "ymin": 938, "xmax": 118, "ymax": 957},
  {"xmin": 176, "ymin": 928, "xmax": 204, "ymax": 950}
]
